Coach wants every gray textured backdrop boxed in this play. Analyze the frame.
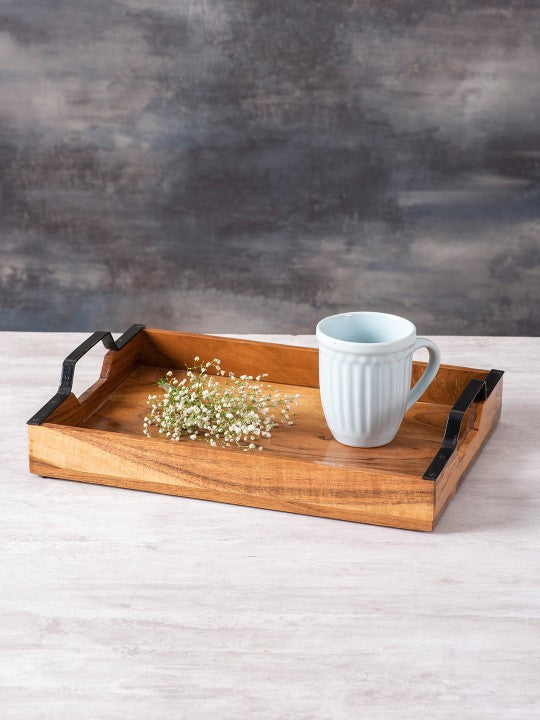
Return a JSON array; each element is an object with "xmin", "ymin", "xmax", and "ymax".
[{"xmin": 1, "ymin": 1, "xmax": 539, "ymax": 334}]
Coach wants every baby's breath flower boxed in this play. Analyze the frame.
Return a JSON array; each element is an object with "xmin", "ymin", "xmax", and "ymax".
[{"xmin": 144, "ymin": 357, "xmax": 298, "ymax": 450}]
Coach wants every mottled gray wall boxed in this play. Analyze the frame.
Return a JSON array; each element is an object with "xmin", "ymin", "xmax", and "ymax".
[{"xmin": 1, "ymin": 1, "xmax": 539, "ymax": 334}]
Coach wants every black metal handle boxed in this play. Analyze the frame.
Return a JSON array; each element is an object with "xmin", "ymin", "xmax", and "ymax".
[
  {"xmin": 423, "ymin": 368, "xmax": 504, "ymax": 480},
  {"xmin": 27, "ymin": 324, "xmax": 145, "ymax": 425}
]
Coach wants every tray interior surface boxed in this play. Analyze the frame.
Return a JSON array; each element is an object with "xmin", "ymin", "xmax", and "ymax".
[{"xmin": 80, "ymin": 364, "xmax": 456, "ymax": 477}]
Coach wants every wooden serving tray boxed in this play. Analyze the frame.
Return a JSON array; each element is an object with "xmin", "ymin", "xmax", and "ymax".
[{"xmin": 27, "ymin": 325, "xmax": 503, "ymax": 531}]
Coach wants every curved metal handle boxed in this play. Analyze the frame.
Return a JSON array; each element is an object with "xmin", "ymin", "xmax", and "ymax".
[
  {"xmin": 423, "ymin": 368, "xmax": 504, "ymax": 480},
  {"xmin": 27, "ymin": 324, "xmax": 145, "ymax": 425}
]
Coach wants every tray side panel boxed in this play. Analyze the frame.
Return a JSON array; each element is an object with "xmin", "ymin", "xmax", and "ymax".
[
  {"xmin": 28, "ymin": 424, "xmax": 436, "ymax": 531},
  {"xmin": 141, "ymin": 329, "xmax": 488, "ymax": 401},
  {"xmin": 433, "ymin": 375, "xmax": 503, "ymax": 524},
  {"xmin": 141, "ymin": 329, "xmax": 320, "ymax": 387}
]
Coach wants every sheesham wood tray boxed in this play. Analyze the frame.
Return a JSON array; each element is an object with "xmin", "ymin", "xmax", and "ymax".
[{"xmin": 27, "ymin": 325, "xmax": 503, "ymax": 531}]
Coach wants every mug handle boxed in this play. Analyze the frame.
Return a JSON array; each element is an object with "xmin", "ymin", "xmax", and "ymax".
[{"xmin": 406, "ymin": 338, "xmax": 441, "ymax": 411}]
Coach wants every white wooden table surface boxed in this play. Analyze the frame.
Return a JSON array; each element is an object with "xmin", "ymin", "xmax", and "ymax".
[{"xmin": 1, "ymin": 333, "xmax": 538, "ymax": 720}]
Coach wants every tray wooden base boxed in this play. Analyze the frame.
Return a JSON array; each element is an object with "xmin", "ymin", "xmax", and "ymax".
[{"xmin": 28, "ymin": 328, "xmax": 503, "ymax": 531}]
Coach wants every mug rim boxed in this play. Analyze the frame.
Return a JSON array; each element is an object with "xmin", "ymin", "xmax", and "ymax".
[{"xmin": 316, "ymin": 311, "xmax": 416, "ymax": 354}]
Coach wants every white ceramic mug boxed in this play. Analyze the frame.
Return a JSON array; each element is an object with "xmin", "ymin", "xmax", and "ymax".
[{"xmin": 316, "ymin": 312, "xmax": 441, "ymax": 447}]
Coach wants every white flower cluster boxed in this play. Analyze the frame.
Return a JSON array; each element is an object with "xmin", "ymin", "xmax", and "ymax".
[{"xmin": 143, "ymin": 357, "xmax": 300, "ymax": 451}]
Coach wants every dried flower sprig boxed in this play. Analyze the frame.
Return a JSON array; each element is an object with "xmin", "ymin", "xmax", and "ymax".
[{"xmin": 143, "ymin": 357, "xmax": 300, "ymax": 451}]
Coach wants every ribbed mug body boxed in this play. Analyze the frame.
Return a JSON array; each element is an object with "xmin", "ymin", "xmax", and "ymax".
[
  {"xmin": 317, "ymin": 312, "xmax": 441, "ymax": 448},
  {"xmin": 318, "ymin": 343, "xmax": 413, "ymax": 447}
]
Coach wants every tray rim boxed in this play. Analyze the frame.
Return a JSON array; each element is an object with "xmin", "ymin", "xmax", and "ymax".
[
  {"xmin": 26, "ymin": 326, "xmax": 504, "ymax": 530},
  {"xmin": 27, "ymin": 324, "xmax": 504, "ymax": 484}
]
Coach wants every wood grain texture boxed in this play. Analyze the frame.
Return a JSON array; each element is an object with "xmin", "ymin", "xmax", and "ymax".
[
  {"xmin": 27, "ymin": 330, "xmax": 500, "ymax": 531},
  {"xmin": 141, "ymin": 328, "xmax": 319, "ymax": 387},
  {"xmin": 3, "ymin": 334, "xmax": 539, "ymax": 720},
  {"xmin": 82, "ymin": 367, "xmax": 448, "ymax": 472},
  {"xmin": 29, "ymin": 422, "xmax": 436, "ymax": 532}
]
